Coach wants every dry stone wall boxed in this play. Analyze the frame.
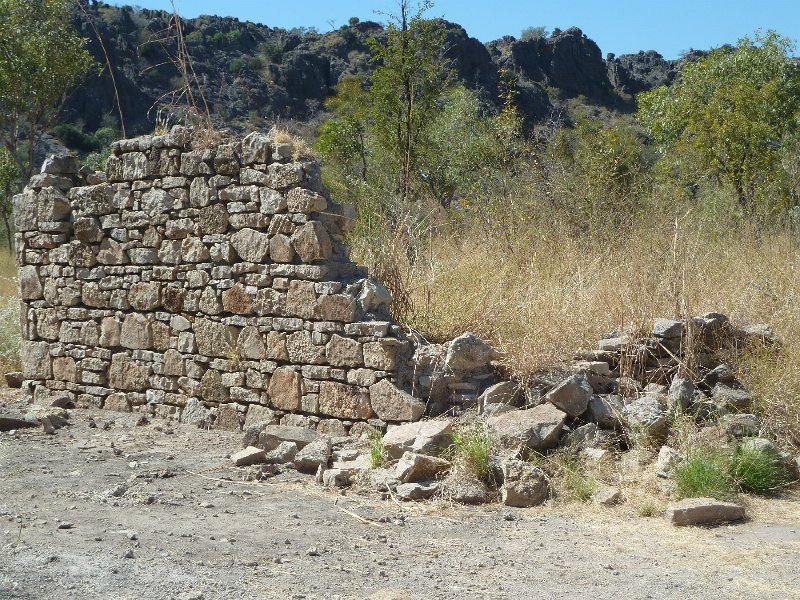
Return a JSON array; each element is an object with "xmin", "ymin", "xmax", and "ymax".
[{"xmin": 14, "ymin": 127, "xmax": 427, "ymax": 433}]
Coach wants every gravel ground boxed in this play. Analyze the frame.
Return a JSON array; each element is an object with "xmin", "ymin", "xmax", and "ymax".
[{"xmin": 1, "ymin": 395, "xmax": 799, "ymax": 600}]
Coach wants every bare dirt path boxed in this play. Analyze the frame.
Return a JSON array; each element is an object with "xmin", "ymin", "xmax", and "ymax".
[{"xmin": 1, "ymin": 401, "xmax": 799, "ymax": 600}]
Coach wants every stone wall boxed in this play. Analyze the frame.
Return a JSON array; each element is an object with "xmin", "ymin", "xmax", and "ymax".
[{"xmin": 14, "ymin": 127, "xmax": 427, "ymax": 433}]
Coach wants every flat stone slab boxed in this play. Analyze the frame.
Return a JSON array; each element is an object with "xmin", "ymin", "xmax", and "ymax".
[
  {"xmin": 666, "ymin": 498, "xmax": 745, "ymax": 526},
  {"xmin": 231, "ymin": 446, "xmax": 266, "ymax": 467}
]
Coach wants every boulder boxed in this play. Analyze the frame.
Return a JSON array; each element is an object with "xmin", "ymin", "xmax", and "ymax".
[
  {"xmin": 231, "ymin": 446, "xmax": 266, "ymax": 467},
  {"xmin": 712, "ymin": 385, "xmax": 753, "ymax": 411},
  {"xmin": 396, "ymin": 481, "xmax": 440, "ymax": 501},
  {"xmin": 442, "ymin": 473, "xmax": 488, "ymax": 505},
  {"xmin": 393, "ymin": 452, "xmax": 451, "ymax": 483},
  {"xmin": 444, "ymin": 333, "xmax": 497, "ymax": 370},
  {"xmin": 381, "ymin": 420, "xmax": 454, "ymax": 459},
  {"xmin": 668, "ymin": 376, "xmax": 694, "ymax": 411},
  {"xmin": 666, "ymin": 498, "xmax": 746, "ymax": 526},
  {"xmin": 593, "ymin": 486, "xmax": 622, "ymax": 506},
  {"xmin": 294, "ymin": 436, "xmax": 332, "ymax": 473},
  {"xmin": 265, "ymin": 441, "xmax": 299, "ymax": 464},
  {"xmin": 587, "ymin": 394, "xmax": 623, "ymax": 429},
  {"xmin": 720, "ymin": 413, "xmax": 761, "ymax": 438},
  {"xmin": 622, "ymin": 396, "xmax": 667, "ymax": 437},
  {"xmin": 544, "ymin": 373, "xmax": 593, "ymax": 417},
  {"xmin": 501, "ymin": 459, "xmax": 548, "ymax": 507},
  {"xmin": 479, "ymin": 381, "xmax": 520, "ymax": 411},
  {"xmin": 258, "ymin": 425, "xmax": 318, "ymax": 452},
  {"xmin": 487, "ymin": 403, "xmax": 567, "ymax": 450},
  {"xmin": 652, "ymin": 318, "xmax": 684, "ymax": 339}
]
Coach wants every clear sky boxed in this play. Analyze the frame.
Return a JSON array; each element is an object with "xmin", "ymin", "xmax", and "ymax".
[{"xmin": 110, "ymin": 0, "xmax": 800, "ymax": 59}]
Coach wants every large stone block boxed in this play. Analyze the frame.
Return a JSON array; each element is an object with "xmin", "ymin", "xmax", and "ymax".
[
  {"xmin": 194, "ymin": 318, "xmax": 235, "ymax": 358},
  {"xmin": 230, "ymin": 228, "xmax": 270, "ymax": 263},
  {"xmin": 487, "ymin": 404, "xmax": 567, "ymax": 450},
  {"xmin": 20, "ymin": 341, "xmax": 52, "ymax": 379},
  {"xmin": 237, "ymin": 326, "xmax": 265, "ymax": 360},
  {"xmin": 666, "ymin": 498, "xmax": 745, "ymax": 526},
  {"xmin": 291, "ymin": 221, "xmax": 332, "ymax": 263},
  {"xmin": 18, "ymin": 266, "xmax": 43, "ymax": 300},
  {"xmin": 119, "ymin": 313, "xmax": 152, "ymax": 350},
  {"xmin": 369, "ymin": 379, "xmax": 424, "ymax": 422},
  {"xmin": 286, "ymin": 331, "xmax": 326, "ymax": 364},
  {"xmin": 108, "ymin": 353, "xmax": 148, "ymax": 391},
  {"xmin": 286, "ymin": 188, "xmax": 327, "ymax": 213},
  {"xmin": 382, "ymin": 420, "xmax": 454, "ymax": 459},
  {"xmin": 325, "ymin": 334, "xmax": 363, "ymax": 368},
  {"xmin": 319, "ymin": 381, "xmax": 373, "ymax": 420},
  {"xmin": 268, "ymin": 367, "xmax": 302, "ymax": 412},
  {"xmin": 221, "ymin": 284, "xmax": 254, "ymax": 315},
  {"xmin": 285, "ymin": 280, "xmax": 318, "ymax": 320},
  {"xmin": 128, "ymin": 281, "xmax": 161, "ymax": 311}
]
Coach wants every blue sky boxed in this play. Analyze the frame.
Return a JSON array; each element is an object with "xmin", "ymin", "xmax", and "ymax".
[{"xmin": 111, "ymin": 0, "xmax": 800, "ymax": 59}]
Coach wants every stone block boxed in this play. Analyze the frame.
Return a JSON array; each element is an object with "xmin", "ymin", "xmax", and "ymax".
[{"xmin": 319, "ymin": 381, "xmax": 373, "ymax": 420}]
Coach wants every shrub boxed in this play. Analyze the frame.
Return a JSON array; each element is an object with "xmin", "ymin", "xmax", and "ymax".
[
  {"xmin": 731, "ymin": 443, "xmax": 789, "ymax": 494},
  {"xmin": 369, "ymin": 430, "xmax": 385, "ymax": 469},
  {"xmin": 449, "ymin": 425, "xmax": 493, "ymax": 483},
  {"xmin": 51, "ymin": 124, "xmax": 100, "ymax": 153},
  {"xmin": 674, "ymin": 449, "xmax": 736, "ymax": 500}
]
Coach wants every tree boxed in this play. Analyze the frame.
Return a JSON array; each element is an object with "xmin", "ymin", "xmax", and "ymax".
[
  {"xmin": 637, "ymin": 31, "xmax": 800, "ymax": 210},
  {"xmin": 367, "ymin": 0, "xmax": 452, "ymax": 207},
  {"xmin": 0, "ymin": 148, "xmax": 19, "ymax": 252},
  {"xmin": 0, "ymin": 0, "xmax": 95, "ymax": 182}
]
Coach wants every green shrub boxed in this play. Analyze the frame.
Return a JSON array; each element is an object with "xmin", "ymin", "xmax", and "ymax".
[
  {"xmin": 638, "ymin": 501, "xmax": 659, "ymax": 517},
  {"xmin": 52, "ymin": 124, "xmax": 100, "ymax": 153},
  {"xmin": 258, "ymin": 41, "xmax": 283, "ymax": 64},
  {"xmin": 732, "ymin": 443, "xmax": 789, "ymax": 494},
  {"xmin": 449, "ymin": 425, "xmax": 492, "ymax": 483},
  {"xmin": 369, "ymin": 431, "xmax": 385, "ymax": 469},
  {"xmin": 674, "ymin": 449, "xmax": 736, "ymax": 500}
]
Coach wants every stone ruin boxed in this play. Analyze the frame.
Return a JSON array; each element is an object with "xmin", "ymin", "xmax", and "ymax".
[{"xmin": 15, "ymin": 127, "xmax": 488, "ymax": 434}]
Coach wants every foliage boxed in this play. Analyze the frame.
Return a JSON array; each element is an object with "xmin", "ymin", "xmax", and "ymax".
[
  {"xmin": 52, "ymin": 124, "xmax": 102, "ymax": 153},
  {"xmin": 0, "ymin": 0, "xmax": 96, "ymax": 181},
  {"xmin": 520, "ymin": 26, "xmax": 548, "ymax": 41},
  {"xmin": 449, "ymin": 425, "xmax": 493, "ymax": 484},
  {"xmin": 229, "ymin": 56, "xmax": 264, "ymax": 75},
  {"xmin": 673, "ymin": 449, "xmax": 736, "ymax": 500},
  {"xmin": 258, "ymin": 41, "xmax": 283, "ymax": 64},
  {"xmin": 0, "ymin": 148, "xmax": 19, "ymax": 253},
  {"xmin": 638, "ymin": 31, "xmax": 800, "ymax": 210},
  {"xmin": 369, "ymin": 431, "xmax": 385, "ymax": 469},
  {"xmin": 731, "ymin": 442, "xmax": 789, "ymax": 493}
]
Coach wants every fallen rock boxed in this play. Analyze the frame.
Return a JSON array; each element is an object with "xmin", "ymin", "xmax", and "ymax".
[
  {"xmin": 652, "ymin": 318, "xmax": 684, "ymax": 339},
  {"xmin": 396, "ymin": 481, "xmax": 440, "ymax": 500},
  {"xmin": 442, "ymin": 473, "xmax": 489, "ymax": 505},
  {"xmin": 544, "ymin": 373, "xmax": 593, "ymax": 417},
  {"xmin": 265, "ymin": 441, "xmax": 299, "ymax": 464},
  {"xmin": 656, "ymin": 445, "xmax": 682, "ymax": 478},
  {"xmin": 393, "ymin": 452, "xmax": 451, "ymax": 483},
  {"xmin": 322, "ymin": 468, "xmax": 352, "ymax": 488},
  {"xmin": 593, "ymin": 486, "xmax": 622, "ymax": 506},
  {"xmin": 369, "ymin": 379, "xmax": 425, "ymax": 422},
  {"xmin": 231, "ymin": 446, "xmax": 266, "ymax": 467},
  {"xmin": 501, "ymin": 459, "xmax": 548, "ymax": 507},
  {"xmin": 622, "ymin": 396, "xmax": 667, "ymax": 437},
  {"xmin": 487, "ymin": 403, "xmax": 567, "ymax": 450},
  {"xmin": 180, "ymin": 398, "xmax": 213, "ymax": 428},
  {"xmin": 0, "ymin": 412, "xmax": 39, "ymax": 431},
  {"xmin": 597, "ymin": 335, "xmax": 630, "ymax": 352},
  {"xmin": 294, "ymin": 436, "xmax": 332, "ymax": 473},
  {"xmin": 666, "ymin": 498, "xmax": 745, "ymax": 526},
  {"xmin": 370, "ymin": 468, "xmax": 400, "ymax": 492},
  {"xmin": 478, "ymin": 381, "xmax": 520, "ymax": 410},
  {"xmin": 587, "ymin": 394, "xmax": 623, "ymax": 429},
  {"xmin": 4, "ymin": 372, "xmax": 23, "ymax": 388},
  {"xmin": 720, "ymin": 413, "xmax": 761, "ymax": 438},
  {"xmin": 444, "ymin": 333, "xmax": 498, "ymax": 370},
  {"xmin": 712, "ymin": 384, "xmax": 752, "ymax": 411},
  {"xmin": 258, "ymin": 425, "xmax": 318, "ymax": 452},
  {"xmin": 668, "ymin": 377, "xmax": 694, "ymax": 411},
  {"xmin": 381, "ymin": 420, "xmax": 453, "ymax": 459}
]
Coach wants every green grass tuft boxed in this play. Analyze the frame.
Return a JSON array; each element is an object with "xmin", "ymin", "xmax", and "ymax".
[
  {"xmin": 673, "ymin": 449, "xmax": 736, "ymax": 500},
  {"xmin": 731, "ymin": 443, "xmax": 789, "ymax": 494},
  {"xmin": 449, "ymin": 425, "xmax": 493, "ymax": 483},
  {"xmin": 369, "ymin": 431, "xmax": 385, "ymax": 469}
]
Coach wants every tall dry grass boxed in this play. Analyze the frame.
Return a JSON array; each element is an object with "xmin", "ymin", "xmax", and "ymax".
[{"xmin": 355, "ymin": 216, "xmax": 800, "ymax": 448}]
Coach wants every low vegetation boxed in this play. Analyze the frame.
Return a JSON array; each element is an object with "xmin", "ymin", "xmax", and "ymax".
[{"xmin": 449, "ymin": 425, "xmax": 493, "ymax": 484}]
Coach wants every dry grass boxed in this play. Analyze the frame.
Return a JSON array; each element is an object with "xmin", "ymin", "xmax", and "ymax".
[{"xmin": 357, "ymin": 218, "xmax": 800, "ymax": 448}]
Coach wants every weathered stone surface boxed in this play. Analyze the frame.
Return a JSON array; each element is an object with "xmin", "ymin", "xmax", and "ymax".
[
  {"xmin": 231, "ymin": 446, "xmax": 266, "ymax": 466},
  {"xmin": 587, "ymin": 394, "xmax": 623, "ymax": 429},
  {"xmin": 241, "ymin": 132, "xmax": 271, "ymax": 165},
  {"xmin": 357, "ymin": 278, "xmax": 391, "ymax": 313},
  {"xmin": 291, "ymin": 221, "xmax": 332, "ymax": 263},
  {"xmin": 294, "ymin": 436, "xmax": 332, "ymax": 473},
  {"xmin": 96, "ymin": 238, "xmax": 128, "ymax": 265},
  {"xmin": 593, "ymin": 486, "xmax": 622, "ymax": 506},
  {"xmin": 215, "ymin": 403, "xmax": 242, "ymax": 431},
  {"xmin": 20, "ymin": 341, "xmax": 52, "ymax": 379},
  {"xmin": 108, "ymin": 353, "xmax": 148, "ymax": 391},
  {"xmin": 668, "ymin": 376, "xmax": 694, "ymax": 411},
  {"xmin": 382, "ymin": 420, "xmax": 453, "ymax": 459},
  {"xmin": 286, "ymin": 331, "xmax": 326, "ymax": 364},
  {"xmin": 258, "ymin": 425, "xmax": 318, "ymax": 452},
  {"xmin": 119, "ymin": 314, "xmax": 152, "ymax": 350},
  {"xmin": 488, "ymin": 403, "xmax": 567, "ymax": 450},
  {"xmin": 369, "ymin": 379, "xmax": 424, "ymax": 422},
  {"xmin": 230, "ymin": 228, "xmax": 271, "ymax": 263},
  {"xmin": 222, "ymin": 284, "xmax": 254, "ymax": 315},
  {"xmin": 396, "ymin": 481, "xmax": 440, "ymax": 500},
  {"xmin": 622, "ymin": 396, "xmax": 667, "ymax": 436},
  {"xmin": 653, "ymin": 318, "xmax": 684, "ymax": 339},
  {"xmin": 712, "ymin": 384, "xmax": 752, "ymax": 410},
  {"xmin": 656, "ymin": 445, "xmax": 682, "ymax": 478},
  {"xmin": 269, "ymin": 234, "xmax": 294, "ymax": 263},
  {"xmin": 325, "ymin": 335, "xmax": 363, "ymax": 368},
  {"xmin": 200, "ymin": 369, "xmax": 229, "ymax": 403},
  {"xmin": 501, "ymin": 459, "xmax": 548, "ymax": 507},
  {"xmin": 128, "ymin": 281, "xmax": 161, "ymax": 311},
  {"xmin": 394, "ymin": 452, "xmax": 450, "ymax": 483},
  {"xmin": 285, "ymin": 280, "xmax": 318, "ymax": 320},
  {"xmin": 181, "ymin": 398, "xmax": 214, "ymax": 427},
  {"xmin": 666, "ymin": 498, "xmax": 745, "ymax": 526},
  {"xmin": 268, "ymin": 367, "xmax": 302, "ymax": 412},
  {"xmin": 444, "ymin": 333, "xmax": 497, "ymax": 370},
  {"xmin": 318, "ymin": 294, "xmax": 357, "ymax": 322},
  {"xmin": 544, "ymin": 373, "xmax": 593, "ymax": 417},
  {"xmin": 18, "ymin": 266, "xmax": 43, "ymax": 300},
  {"xmin": 194, "ymin": 318, "xmax": 235, "ymax": 358},
  {"xmin": 319, "ymin": 381, "xmax": 372, "ymax": 420},
  {"xmin": 199, "ymin": 203, "xmax": 228, "ymax": 234},
  {"xmin": 479, "ymin": 381, "xmax": 519, "ymax": 410},
  {"xmin": 237, "ymin": 326, "xmax": 265, "ymax": 360},
  {"xmin": 442, "ymin": 473, "xmax": 488, "ymax": 505},
  {"xmin": 721, "ymin": 413, "xmax": 761, "ymax": 438}
]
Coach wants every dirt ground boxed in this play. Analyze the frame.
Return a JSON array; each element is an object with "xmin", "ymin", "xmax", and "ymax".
[{"xmin": 1, "ymin": 392, "xmax": 799, "ymax": 600}]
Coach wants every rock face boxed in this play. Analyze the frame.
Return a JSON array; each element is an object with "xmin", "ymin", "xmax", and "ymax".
[
  {"xmin": 666, "ymin": 498, "xmax": 746, "ymax": 526},
  {"xmin": 16, "ymin": 128, "xmax": 427, "ymax": 429}
]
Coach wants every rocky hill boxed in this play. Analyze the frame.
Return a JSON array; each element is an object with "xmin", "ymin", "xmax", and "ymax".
[{"xmin": 63, "ymin": 2, "xmax": 686, "ymax": 138}]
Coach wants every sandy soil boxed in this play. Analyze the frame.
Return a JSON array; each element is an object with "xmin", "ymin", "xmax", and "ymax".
[{"xmin": 1, "ymin": 394, "xmax": 799, "ymax": 600}]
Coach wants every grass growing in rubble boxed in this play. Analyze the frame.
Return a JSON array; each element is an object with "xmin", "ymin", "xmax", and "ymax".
[
  {"xmin": 674, "ymin": 448, "xmax": 737, "ymax": 500},
  {"xmin": 449, "ymin": 425, "xmax": 493, "ymax": 484},
  {"xmin": 369, "ymin": 430, "xmax": 386, "ymax": 469},
  {"xmin": 731, "ymin": 443, "xmax": 791, "ymax": 494}
]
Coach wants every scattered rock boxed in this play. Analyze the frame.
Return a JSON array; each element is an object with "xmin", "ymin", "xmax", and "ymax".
[
  {"xmin": 442, "ymin": 473, "xmax": 489, "ymax": 505},
  {"xmin": 396, "ymin": 481, "xmax": 440, "ymax": 500},
  {"xmin": 487, "ymin": 403, "xmax": 567, "ymax": 450},
  {"xmin": 656, "ymin": 446, "xmax": 682, "ymax": 478},
  {"xmin": 721, "ymin": 413, "xmax": 761, "ymax": 438},
  {"xmin": 294, "ymin": 436, "xmax": 332, "ymax": 473},
  {"xmin": 231, "ymin": 446, "xmax": 266, "ymax": 467},
  {"xmin": 444, "ymin": 333, "xmax": 498, "ymax": 370},
  {"xmin": 258, "ymin": 426, "xmax": 318, "ymax": 452},
  {"xmin": 393, "ymin": 452, "xmax": 450, "ymax": 484},
  {"xmin": 381, "ymin": 420, "xmax": 453, "ymax": 459},
  {"xmin": 593, "ymin": 486, "xmax": 622, "ymax": 506},
  {"xmin": 544, "ymin": 373, "xmax": 593, "ymax": 417},
  {"xmin": 500, "ymin": 459, "xmax": 548, "ymax": 507},
  {"xmin": 666, "ymin": 498, "xmax": 746, "ymax": 526},
  {"xmin": 622, "ymin": 396, "xmax": 667, "ymax": 437}
]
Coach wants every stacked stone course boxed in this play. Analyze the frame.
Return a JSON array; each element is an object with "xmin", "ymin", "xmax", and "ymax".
[{"xmin": 14, "ymin": 127, "xmax": 426, "ymax": 432}]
